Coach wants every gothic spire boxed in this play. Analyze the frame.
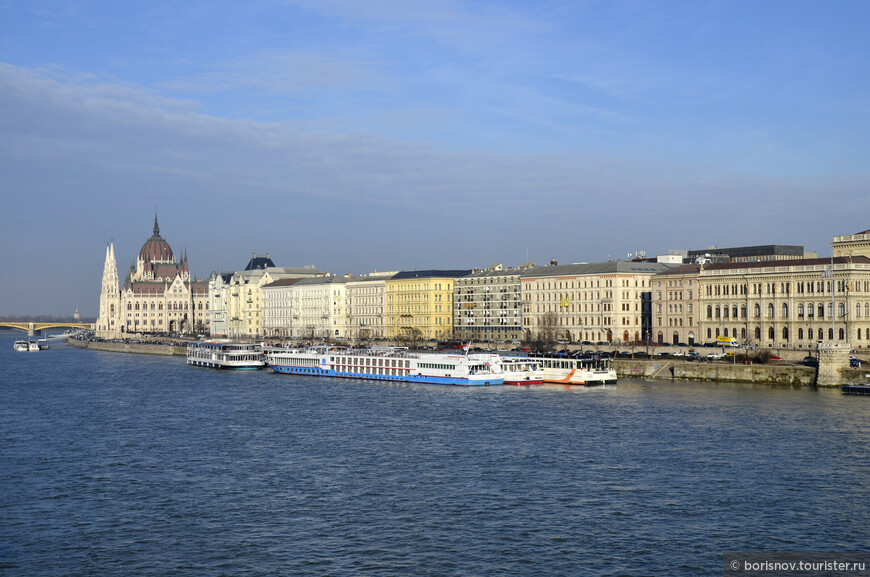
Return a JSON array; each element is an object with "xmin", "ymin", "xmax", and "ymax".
[{"xmin": 153, "ymin": 213, "xmax": 160, "ymax": 236}]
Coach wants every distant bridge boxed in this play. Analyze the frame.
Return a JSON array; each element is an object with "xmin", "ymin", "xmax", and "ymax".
[{"xmin": 0, "ymin": 322, "xmax": 92, "ymax": 336}]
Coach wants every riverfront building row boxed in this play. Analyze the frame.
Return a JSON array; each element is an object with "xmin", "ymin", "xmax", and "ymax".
[{"xmin": 96, "ymin": 220, "xmax": 870, "ymax": 350}]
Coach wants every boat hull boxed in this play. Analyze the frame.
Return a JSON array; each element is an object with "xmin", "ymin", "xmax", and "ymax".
[
  {"xmin": 271, "ymin": 364, "xmax": 502, "ymax": 386},
  {"xmin": 842, "ymin": 384, "xmax": 870, "ymax": 395}
]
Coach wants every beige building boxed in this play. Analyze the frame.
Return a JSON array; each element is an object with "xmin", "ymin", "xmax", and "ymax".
[
  {"xmin": 208, "ymin": 252, "xmax": 325, "ymax": 338},
  {"xmin": 386, "ymin": 270, "xmax": 468, "ymax": 341},
  {"xmin": 832, "ymin": 229, "xmax": 870, "ymax": 258},
  {"xmin": 652, "ymin": 251, "xmax": 870, "ymax": 351},
  {"xmin": 454, "ymin": 264, "xmax": 530, "ymax": 343},
  {"xmin": 521, "ymin": 262, "xmax": 674, "ymax": 344},
  {"xmin": 695, "ymin": 256, "xmax": 870, "ymax": 350},
  {"xmin": 96, "ymin": 217, "xmax": 209, "ymax": 339},
  {"xmin": 651, "ymin": 264, "xmax": 701, "ymax": 345},
  {"xmin": 346, "ymin": 272, "xmax": 396, "ymax": 341}
]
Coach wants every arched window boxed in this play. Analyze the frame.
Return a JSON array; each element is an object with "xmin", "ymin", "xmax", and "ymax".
[
  {"xmin": 808, "ymin": 328, "xmax": 814, "ymax": 340},
  {"xmin": 724, "ymin": 328, "xmax": 729, "ymax": 337},
  {"xmin": 768, "ymin": 303, "xmax": 775, "ymax": 318},
  {"xmin": 741, "ymin": 328, "xmax": 746, "ymax": 339},
  {"xmin": 798, "ymin": 328, "xmax": 804, "ymax": 340},
  {"xmin": 838, "ymin": 303, "xmax": 845, "ymax": 318},
  {"xmin": 755, "ymin": 327, "xmax": 761, "ymax": 339},
  {"xmin": 707, "ymin": 328, "xmax": 712, "ymax": 339},
  {"xmin": 715, "ymin": 306, "xmax": 721, "ymax": 319},
  {"xmin": 798, "ymin": 303, "xmax": 804, "ymax": 317},
  {"xmin": 839, "ymin": 328, "xmax": 845, "ymax": 340},
  {"xmin": 782, "ymin": 327, "xmax": 789, "ymax": 341},
  {"xmin": 808, "ymin": 303, "xmax": 814, "ymax": 317},
  {"xmin": 782, "ymin": 303, "xmax": 789, "ymax": 318},
  {"xmin": 755, "ymin": 304, "xmax": 761, "ymax": 318},
  {"xmin": 135, "ymin": 302, "xmax": 140, "ymax": 311},
  {"xmin": 741, "ymin": 305, "xmax": 747, "ymax": 318},
  {"xmin": 723, "ymin": 306, "xmax": 729, "ymax": 319},
  {"xmin": 732, "ymin": 306, "xmax": 738, "ymax": 319},
  {"xmin": 768, "ymin": 327, "xmax": 775, "ymax": 339},
  {"xmin": 818, "ymin": 303, "xmax": 825, "ymax": 319},
  {"xmin": 857, "ymin": 303, "xmax": 862, "ymax": 318},
  {"xmin": 829, "ymin": 328, "xmax": 834, "ymax": 340},
  {"xmin": 707, "ymin": 305, "xmax": 713, "ymax": 319},
  {"xmin": 859, "ymin": 328, "xmax": 863, "ymax": 340}
]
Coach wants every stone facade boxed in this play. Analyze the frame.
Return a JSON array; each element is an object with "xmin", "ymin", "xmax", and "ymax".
[
  {"xmin": 346, "ymin": 272, "xmax": 396, "ymax": 341},
  {"xmin": 96, "ymin": 216, "xmax": 209, "ymax": 339},
  {"xmin": 521, "ymin": 262, "xmax": 673, "ymax": 344},
  {"xmin": 208, "ymin": 253, "xmax": 325, "ymax": 338},
  {"xmin": 651, "ymin": 264, "xmax": 701, "ymax": 345},
  {"xmin": 652, "ymin": 255, "xmax": 870, "ymax": 350}
]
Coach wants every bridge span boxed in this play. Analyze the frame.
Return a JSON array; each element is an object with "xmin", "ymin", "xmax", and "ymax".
[{"xmin": 1, "ymin": 322, "xmax": 92, "ymax": 336}]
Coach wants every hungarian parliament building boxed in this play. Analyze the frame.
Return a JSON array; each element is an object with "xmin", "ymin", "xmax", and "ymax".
[{"xmin": 96, "ymin": 218, "xmax": 870, "ymax": 351}]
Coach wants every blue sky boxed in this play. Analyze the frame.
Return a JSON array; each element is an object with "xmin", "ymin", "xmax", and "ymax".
[{"xmin": 1, "ymin": 0, "xmax": 868, "ymax": 317}]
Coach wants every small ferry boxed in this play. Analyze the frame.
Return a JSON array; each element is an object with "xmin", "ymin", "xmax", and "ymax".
[
  {"xmin": 534, "ymin": 353, "xmax": 617, "ymax": 386},
  {"xmin": 14, "ymin": 340, "xmax": 42, "ymax": 352},
  {"xmin": 842, "ymin": 375, "xmax": 870, "ymax": 395},
  {"xmin": 187, "ymin": 341, "xmax": 266, "ymax": 370},
  {"xmin": 496, "ymin": 357, "xmax": 543, "ymax": 385},
  {"xmin": 267, "ymin": 346, "xmax": 504, "ymax": 386}
]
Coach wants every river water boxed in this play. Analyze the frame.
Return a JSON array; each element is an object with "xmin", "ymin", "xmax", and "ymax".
[{"xmin": 1, "ymin": 333, "xmax": 868, "ymax": 576}]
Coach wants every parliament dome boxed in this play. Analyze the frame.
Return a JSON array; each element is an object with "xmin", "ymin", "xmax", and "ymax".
[{"xmin": 139, "ymin": 215, "xmax": 174, "ymax": 263}]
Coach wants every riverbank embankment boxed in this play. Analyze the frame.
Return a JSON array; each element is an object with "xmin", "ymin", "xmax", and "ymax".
[
  {"xmin": 67, "ymin": 338, "xmax": 186, "ymax": 356},
  {"xmin": 615, "ymin": 358, "xmax": 868, "ymax": 387}
]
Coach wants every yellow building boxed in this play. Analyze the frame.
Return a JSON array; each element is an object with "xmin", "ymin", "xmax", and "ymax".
[{"xmin": 386, "ymin": 270, "xmax": 469, "ymax": 341}]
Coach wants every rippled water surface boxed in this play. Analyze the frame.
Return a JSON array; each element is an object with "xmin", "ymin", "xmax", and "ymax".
[{"xmin": 2, "ymin": 334, "xmax": 869, "ymax": 576}]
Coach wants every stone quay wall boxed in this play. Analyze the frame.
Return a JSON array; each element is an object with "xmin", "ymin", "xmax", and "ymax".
[
  {"xmin": 67, "ymin": 338, "xmax": 186, "ymax": 356},
  {"xmin": 614, "ymin": 359, "xmax": 867, "ymax": 388}
]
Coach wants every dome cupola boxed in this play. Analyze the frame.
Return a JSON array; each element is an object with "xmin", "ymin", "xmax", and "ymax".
[{"xmin": 138, "ymin": 214, "xmax": 174, "ymax": 263}]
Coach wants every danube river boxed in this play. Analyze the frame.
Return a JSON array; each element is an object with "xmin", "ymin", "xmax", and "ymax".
[{"xmin": 1, "ymin": 334, "xmax": 868, "ymax": 576}]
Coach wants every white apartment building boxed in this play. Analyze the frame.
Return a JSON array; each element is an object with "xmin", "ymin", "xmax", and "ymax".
[
  {"xmin": 346, "ymin": 272, "xmax": 396, "ymax": 341},
  {"xmin": 284, "ymin": 276, "xmax": 348, "ymax": 341}
]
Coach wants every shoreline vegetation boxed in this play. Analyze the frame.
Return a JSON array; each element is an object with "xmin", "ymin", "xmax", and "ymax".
[{"xmin": 64, "ymin": 336, "xmax": 869, "ymax": 388}]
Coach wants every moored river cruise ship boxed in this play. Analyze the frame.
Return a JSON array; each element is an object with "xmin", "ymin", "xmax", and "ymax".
[
  {"xmin": 187, "ymin": 341, "xmax": 266, "ymax": 370},
  {"xmin": 536, "ymin": 354, "xmax": 618, "ymax": 385},
  {"xmin": 267, "ymin": 346, "xmax": 504, "ymax": 386}
]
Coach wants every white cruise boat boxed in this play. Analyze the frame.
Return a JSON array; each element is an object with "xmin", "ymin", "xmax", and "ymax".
[
  {"xmin": 535, "ymin": 354, "xmax": 617, "ymax": 385},
  {"xmin": 187, "ymin": 341, "xmax": 266, "ymax": 370},
  {"xmin": 14, "ymin": 340, "xmax": 41, "ymax": 352},
  {"xmin": 267, "ymin": 346, "xmax": 504, "ymax": 386},
  {"xmin": 495, "ymin": 357, "xmax": 543, "ymax": 385}
]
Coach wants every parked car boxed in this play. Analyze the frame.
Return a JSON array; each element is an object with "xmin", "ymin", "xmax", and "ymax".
[{"xmin": 801, "ymin": 356, "xmax": 819, "ymax": 367}]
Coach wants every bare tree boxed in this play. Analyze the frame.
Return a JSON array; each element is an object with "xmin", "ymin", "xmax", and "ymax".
[{"xmin": 536, "ymin": 312, "xmax": 559, "ymax": 352}]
